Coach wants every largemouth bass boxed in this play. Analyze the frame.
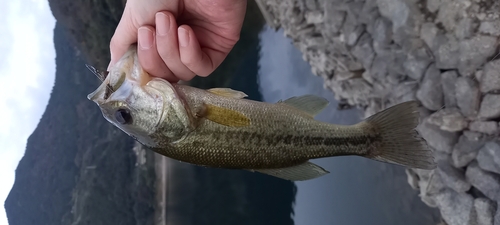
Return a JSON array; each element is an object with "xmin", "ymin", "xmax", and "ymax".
[{"xmin": 87, "ymin": 46, "xmax": 436, "ymax": 181}]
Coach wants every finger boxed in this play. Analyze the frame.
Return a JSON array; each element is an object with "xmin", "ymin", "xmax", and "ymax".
[
  {"xmin": 155, "ymin": 11, "xmax": 196, "ymax": 81},
  {"xmin": 178, "ymin": 25, "xmax": 227, "ymax": 77},
  {"xmin": 137, "ymin": 26, "xmax": 179, "ymax": 82},
  {"xmin": 109, "ymin": 7, "xmax": 138, "ymax": 70}
]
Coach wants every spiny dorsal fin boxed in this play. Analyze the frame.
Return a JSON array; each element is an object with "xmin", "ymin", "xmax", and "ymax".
[
  {"xmin": 207, "ymin": 88, "xmax": 248, "ymax": 99},
  {"xmin": 252, "ymin": 161, "xmax": 329, "ymax": 181},
  {"xmin": 279, "ymin": 95, "xmax": 329, "ymax": 117},
  {"xmin": 202, "ymin": 104, "xmax": 250, "ymax": 127}
]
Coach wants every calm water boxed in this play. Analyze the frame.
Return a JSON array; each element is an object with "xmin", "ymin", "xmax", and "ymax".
[{"xmin": 251, "ymin": 26, "xmax": 441, "ymax": 225}]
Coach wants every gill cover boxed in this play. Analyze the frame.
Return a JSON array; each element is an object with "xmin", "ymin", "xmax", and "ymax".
[{"xmin": 87, "ymin": 45, "xmax": 191, "ymax": 147}]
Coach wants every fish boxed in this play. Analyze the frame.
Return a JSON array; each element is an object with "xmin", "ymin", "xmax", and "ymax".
[{"xmin": 87, "ymin": 45, "xmax": 436, "ymax": 181}]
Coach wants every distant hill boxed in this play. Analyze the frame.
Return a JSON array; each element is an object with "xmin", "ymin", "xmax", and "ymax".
[
  {"xmin": 4, "ymin": 21, "xmax": 153, "ymax": 225},
  {"xmin": 5, "ymin": 1, "xmax": 297, "ymax": 225}
]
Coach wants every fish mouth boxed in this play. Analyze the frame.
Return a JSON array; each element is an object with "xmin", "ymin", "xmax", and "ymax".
[
  {"xmin": 87, "ymin": 78, "xmax": 110, "ymax": 103},
  {"xmin": 87, "ymin": 45, "xmax": 142, "ymax": 104}
]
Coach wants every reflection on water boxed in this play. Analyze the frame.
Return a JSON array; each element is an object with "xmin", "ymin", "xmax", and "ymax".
[{"xmin": 256, "ymin": 26, "xmax": 441, "ymax": 225}]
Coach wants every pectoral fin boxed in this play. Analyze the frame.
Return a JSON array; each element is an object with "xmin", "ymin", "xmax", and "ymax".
[
  {"xmin": 278, "ymin": 95, "xmax": 329, "ymax": 117},
  {"xmin": 207, "ymin": 88, "xmax": 248, "ymax": 99},
  {"xmin": 203, "ymin": 104, "xmax": 251, "ymax": 127},
  {"xmin": 252, "ymin": 161, "xmax": 329, "ymax": 181}
]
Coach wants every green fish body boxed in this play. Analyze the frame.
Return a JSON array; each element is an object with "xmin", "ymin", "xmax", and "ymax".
[{"xmin": 88, "ymin": 46, "xmax": 436, "ymax": 181}]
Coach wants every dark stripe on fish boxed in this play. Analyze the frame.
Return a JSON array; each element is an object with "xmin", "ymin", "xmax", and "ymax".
[{"xmin": 204, "ymin": 130, "xmax": 380, "ymax": 149}]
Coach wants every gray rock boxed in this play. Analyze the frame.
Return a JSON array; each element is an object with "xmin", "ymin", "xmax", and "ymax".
[
  {"xmin": 455, "ymin": 17, "xmax": 478, "ymax": 40},
  {"xmin": 474, "ymin": 198, "xmax": 496, "ymax": 225},
  {"xmin": 325, "ymin": 78, "xmax": 373, "ymax": 106},
  {"xmin": 436, "ymin": 0, "xmax": 465, "ymax": 31},
  {"xmin": 305, "ymin": 10, "xmax": 323, "ymax": 24},
  {"xmin": 441, "ymin": 70, "xmax": 458, "ymax": 107},
  {"xmin": 479, "ymin": 20, "xmax": 500, "ymax": 36},
  {"xmin": 479, "ymin": 94, "xmax": 500, "ymax": 120},
  {"xmin": 376, "ymin": 0, "xmax": 411, "ymax": 30},
  {"xmin": 370, "ymin": 54, "xmax": 389, "ymax": 81},
  {"xmin": 427, "ymin": 108, "xmax": 468, "ymax": 132},
  {"xmin": 426, "ymin": 0, "xmax": 440, "ymax": 13},
  {"xmin": 304, "ymin": 0, "xmax": 318, "ymax": 11},
  {"xmin": 465, "ymin": 161, "xmax": 500, "ymax": 201},
  {"xmin": 421, "ymin": 195, "xmax": 437, "ymax": 208},
  {"xmin": 469, "ymin": 121, "xmax": 498, "ymax": 135},
  {"xmin": 420, "ymin": 22, "xmax": 439, "ymax": 50},
  {"xmin": 476, "ymin": 70, "xmax": 484, "ymax": 82},
  {"xmin": 434, "ymin": 34, "xmax": 460, "ymax": 69},
  {"xmin": 417, "ymin": 64, "xmax": 444, "ymax": 110},
  {"xmin": 452, "ymin": 132, "xmax": 485, "ymax": 168},
  {"xmin": 426, "ymin": 171, "xmax": 446, "ymax": 195},
  {"xmin": 390, "ymin": 81, "xmax": 418, "ymax": 103},
  {"xmin": 463, "ymin": 130, "xmax": 484, "ymax": 141},
  {"xmin": 495, "ymin": 206, "xmax": 500, "ymax": 225},
  {"xmin": 409, "ymin": 169, "xmax": 441, "ymax": 208},
  {"xmin": 477, "ymin": 142, "xmax": 500, "ymax": 174},
  {"xmin": 456, "ymin": 77, "xmax": 481, "ymax": 118},
  {"xmin": 404, "ymin": 47, "xmax": 433, "ymax": 81},
  {"xmin": 351, "ymin": 33, "xmax": 375, "ymax": 69},
  {"xmin": 458, "ymin": 35, "xmax": 498, "ymax": 76},
  {"xmin": 406, "ymin": 168, "xmax": 420, "ymax": 190},
  {"xmin": 359, "ymin": 0, "xmax": 380, "ymax": 26},
  {"xmin": 435, "ymin": 151, "xmax": 452, "ymax": 164},
  {"xmin": 481, "ymin": 59, "xmax": 500, "ymax": 93},
  {"xmin": 322, "ymin": 7, "xmax": 346, "ymax": 36},
  {"xmin": 346, "ymin": 2, "xmax": 364, "ymax": 21},
  {"xmin": 372, "ymin": 17, "xmax": 392, "ymax": 46},
  {"xmin": 386, "ymin": 50, "xmax": 406, "ymax": 77},
  {"xmin": 418, "ymin": 106, "xmax": 432, "ymax": 120},
  {"xmin": 347, "ymin": 25, "xmax": 365, "ymax": 46},
  {"xmin": 435, "ymin": 188, "xmax": 474, "ymax": 225},
  {"xmin": 437, "ymin": 161, "xmax": 471, "ymax": 193},
  {"xmin": 418, "ymin": 118, "xmax": 459, "ymax": 154}
]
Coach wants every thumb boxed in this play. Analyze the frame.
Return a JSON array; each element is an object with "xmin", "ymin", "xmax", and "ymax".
[{"xmin": 108, "ymin": 8, "xmax": 138, "ymax": 70}]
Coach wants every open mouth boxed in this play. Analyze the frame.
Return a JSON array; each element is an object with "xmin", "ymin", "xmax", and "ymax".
[{"xmin": 87, "ymin": 77, "xmax": 111, "ymax": 103}]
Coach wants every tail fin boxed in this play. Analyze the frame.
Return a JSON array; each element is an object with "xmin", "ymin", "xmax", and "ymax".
[{"xmin": 363, "ymin": 101, "xmax": 436, "ymax": 170}]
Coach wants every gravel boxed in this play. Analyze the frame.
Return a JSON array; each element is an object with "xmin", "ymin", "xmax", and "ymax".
[
  {"xmin": 260, "ymin": 0, "xmax": 500, "ymax": 224},
  {"xmin": 456, "ymin": 76, "xmax": 481, "ymax": 118},
  {"xmin": 479, "ymin": 94, "xmax": 500, "ymax": 120},
  {"xmin": 474, "ymin": 198, "xmax": 496, "ymax": 225},
  {"xmin": 481, "ymin": 60, "xmax": 500, "ymax": 93},
  {"xmin": 476, "ymin": 142, "xmax": 500, "ymax": 174},
  {"xmin": 466, "ymin": 162, "xmax": 500, "ymax": 201}
]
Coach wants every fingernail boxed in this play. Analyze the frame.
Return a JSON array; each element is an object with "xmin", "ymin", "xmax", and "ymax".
[
  {"xmin": 156, "ymin": 12, "xmax": 170, "ymax": 36},
  {"xmin": 178, "ymin": 27, "xmax": 189, "ymax": 47},
  {"xmin": 138, "ymin": 27, "xmax": 154, "ymax": 50}
]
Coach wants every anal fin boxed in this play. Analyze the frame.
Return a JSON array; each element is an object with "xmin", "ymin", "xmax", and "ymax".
[{"xmin": 252, "ymin": 161, "xmax": 329, "ymax": 181}]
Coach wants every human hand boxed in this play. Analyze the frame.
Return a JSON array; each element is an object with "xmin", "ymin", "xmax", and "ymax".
[{"xmin": 108, "ymin": 0, "xmax": 247, "ymax": 82}]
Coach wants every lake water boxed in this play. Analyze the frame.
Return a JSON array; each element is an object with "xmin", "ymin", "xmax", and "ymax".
[{"xmin": 251, "ymin": 26, "xmax": 441, "ymax": 225}]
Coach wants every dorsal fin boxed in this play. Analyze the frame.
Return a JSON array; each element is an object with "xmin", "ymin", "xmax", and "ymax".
[
  {"xmin": 207, "ymin": 88, "xmax": 248, "ymax": 99},
  {"xmin": 278, "ymin": 95, "xmax": 329, "ymax": 117}
]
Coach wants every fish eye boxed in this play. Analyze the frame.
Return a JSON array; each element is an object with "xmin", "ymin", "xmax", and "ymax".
[{"xmin": 115, "ymin": 108, "xmax": 133, "ymax": 124}]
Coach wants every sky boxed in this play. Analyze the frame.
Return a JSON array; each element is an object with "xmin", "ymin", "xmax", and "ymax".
[{"xmin": 0, "ymin": 0, "xmax": 56, "ymax": 224}]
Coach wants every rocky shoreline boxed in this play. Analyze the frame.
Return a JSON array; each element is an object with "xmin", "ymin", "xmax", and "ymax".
[{"xmin": 259, "ymin": 0, "xmax": 500, "ymax": 224}]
